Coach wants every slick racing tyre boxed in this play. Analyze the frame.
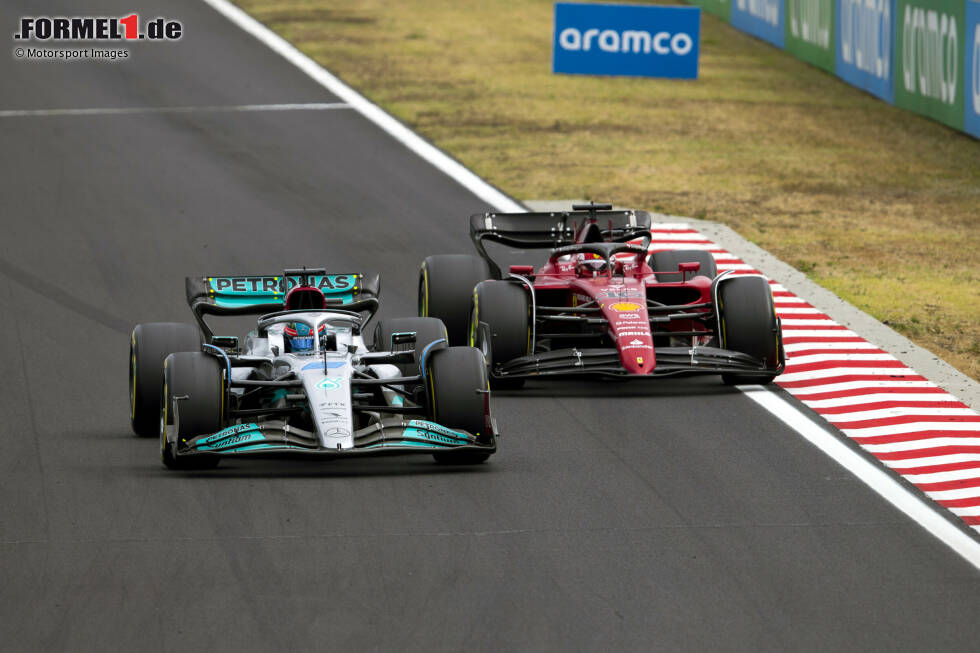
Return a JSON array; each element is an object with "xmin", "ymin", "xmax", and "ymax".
[
  {"xmin": 419, "ymin": 254, "xmax": 489, "ymax": 346},
  {"xmin": 470, "ymin": 280, "xmax": 529, "ymax": 390},
  {"xmin": 649, "ymin": 249, "xmax": 718, "ymax": 281},
  {"xmin": 373, "ymin": 315, "xmax": 449, "ymax": 379},
  {"xmin": 130, "ymin": 322, "xmax": 202, "ymax": 437},
  {"xmin": 716, "ymin": 276, "xmax": 782, "ymax": 386},
  {"xmin": 161, "ymin": 352, "xmax": 223, "ymax": 470},
  {"xmin": 425, "ymin": 346, "xmax": 493, "ymax": 465}
]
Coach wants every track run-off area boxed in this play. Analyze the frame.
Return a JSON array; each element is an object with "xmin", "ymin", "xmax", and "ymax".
[{"xmin": 1, "ymin": 0, "xmax": 979, "ymax": 650}]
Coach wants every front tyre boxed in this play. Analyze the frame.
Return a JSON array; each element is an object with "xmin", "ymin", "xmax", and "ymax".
[
  {"xmin": 471, "ymin": 280, "xmax": 529, "ymax": 390},
  {"xmin": 161, "ymin": 352, "xmax": 223, "ymax": 470},
  {"xmin": 130, "ymin": 322, "xmax": 202, "ymax": 437},
  {"xmin": 717, "ymin": 276, "xmax": 782, "ymax": 386},
  {"xmin": 425, "ymin": 346, "xmax": 493, "ymax": 465}
]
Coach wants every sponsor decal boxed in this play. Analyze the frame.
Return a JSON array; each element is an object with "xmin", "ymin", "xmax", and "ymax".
[
  {"xmin": 597, "ymin": 287, "xmax": 642, "ymax": 299},
  {"xmin": 195, "ymin": 423, "xmax": 265, "ymax": 450},
  {"xmin": 407, "ymin": 420, "xmax": 471, "ymax": 444},
  {"xmin": 733, "ymin": 0, "xmax": 785, "ymax": 47},
  {"xmin": 609, "ymin": 302, "xmax": 643, "ymax": 312},
  {"xmin": 202, "ymin": 423, "xmax": 258, "ymax": 444},
  {"xmin": 208, "ymin": 274, "xmax": 353, "ymax": 294},
  {"xmin": 630, "ymin": 339, "xmax": 644, "ymax": 345},
  {"xmin": 895, "ymin": 0, "xmax": 966, "ymax": 129},
  {"xmin": 836, "ymin": 0, "xmax": 894, "ymax": 102},
  {"xmin": 553, "ymin": 2, "xmax": 700, "ymax": 79},
  {"xmin": 617, "ymin": 330, "xmax": 650, "ymax": 337},
  {"xmin": 316, "ymin": 377, "xmax": 343, "ymax": 391}
]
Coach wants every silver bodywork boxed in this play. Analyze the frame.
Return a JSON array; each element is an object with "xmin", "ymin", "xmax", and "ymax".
[{"xmin": 163, "ymin": 309, "xmax": 492, "ymax": 459}]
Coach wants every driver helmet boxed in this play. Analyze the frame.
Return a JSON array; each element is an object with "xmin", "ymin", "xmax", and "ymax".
[
  {"xmin": 578, "ymin": 257, "xmax": 609, "ymax": 275},
  {"xmin": 284, "ymin": 322, "xmax": 324, "ymax": 353}
]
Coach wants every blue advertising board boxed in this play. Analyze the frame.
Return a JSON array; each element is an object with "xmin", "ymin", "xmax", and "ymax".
[
  {"xmin": 731, "ymin": 0, "xmax": 785, "ymax": 47},
  {"xmin": 552, "ymin": 3, "xmax": 701, "ymax": 79},
  {"xmin": 966, "ymin": 0, "xmax": 980, "ymax": 138},
  {"xmin": 835, "ymin": 0, "xmax": 895, "ymax": 103}
]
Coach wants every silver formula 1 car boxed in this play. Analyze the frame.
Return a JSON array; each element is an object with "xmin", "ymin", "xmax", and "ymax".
[{"xmin": 129, "ymin": 268, "xmax": 496, "ymax": 469}]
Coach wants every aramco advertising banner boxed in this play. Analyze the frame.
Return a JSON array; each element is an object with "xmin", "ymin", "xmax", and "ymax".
[
  {"xmin": 962, "ymin": 0, "xmax": 980, "ymax": 137},
  {"xmin": 732, "ymin": 0, "xmax": 786, "ymax": 46},
  {"xmin": 786, "ymin": 0, "xmax": 835, "ymax": 72},
  {"xmin": 553, "ymin": 3, "xmax": 701, "ymax": 79},
  {"xmin": 836, "ymin": 0, "xmax": 895, "ymax": 102},
  {"xmin": 894, "ymin": 0, "xmax": 966, "ymax": 130},
  {"xmin": 554, "ymin": 1, "xmax": 978, "ymax": 138}
]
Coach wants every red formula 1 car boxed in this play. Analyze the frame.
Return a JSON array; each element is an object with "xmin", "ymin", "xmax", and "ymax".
[{"xmin": 419, "ymin": 203, "xmax": 784, "ymax": 387}]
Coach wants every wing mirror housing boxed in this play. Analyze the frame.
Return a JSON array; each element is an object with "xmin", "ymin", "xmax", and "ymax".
[
  {"xmin": 390, "ymin": 331, "xmax": 417, "ymax": 352},
  {"xmin": 678, "ymin": 262, "xmax": 701, "ymax": 281},
  {"xmin": 509, "ymin": 265, "xmax": 535, "ymax": 277}
]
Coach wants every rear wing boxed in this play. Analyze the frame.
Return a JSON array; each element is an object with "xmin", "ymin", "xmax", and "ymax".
[
  {"xmin": 469, "ymin": 207, "xmax": 652, "ymax": 276},
  {"xmin": 185, "ymin": 271, "xmax": 380, "ymax": 338}
]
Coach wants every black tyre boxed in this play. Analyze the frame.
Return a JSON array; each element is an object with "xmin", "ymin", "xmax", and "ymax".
[
  {"xmin": 130, "ymin": 322, "xmax": 202, "ymax": 437},
  {"xmin": 419, "ymin": 255, "xmax": 489, "ymax": 346},
  {"xmin": 161, "ymin": 352, "xmax": 223, "ymax": 470},
  {"xmin": 717, "ymin": 276, "xmax": 782, "ymax": 385},
  {"xmin": 649, "ymin": 249, "xmax": 718, "ymax": 281},
  {"xmin": 471, "ymin": 280, "xmax": 529, "ymax": 389},
  {"xmin": 426, "ymin": 346, "xmax": 493, "ymax": 464},
  {"xmin": 373, "ymin": 317, "xmax": 449, "ymax": 381}
]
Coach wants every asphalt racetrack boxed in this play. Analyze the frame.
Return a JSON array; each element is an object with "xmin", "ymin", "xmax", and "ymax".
[{"xmin": 2, "ymin": 1, "xmax": 979, "ymax": 650}]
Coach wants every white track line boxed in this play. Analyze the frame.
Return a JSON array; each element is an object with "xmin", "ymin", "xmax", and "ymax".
[
  {"xmin": 200, "ymin": 0, "xmax": 525, "ymax": 213},
  {"xmin": 739, "ymin": 386, "xmax": 980, "ymax": 570},
  {"xmin": 0, "ymin": 102, "xmax": 352, "ymax": 118},
  {"xmin": 204, "ymin": 0, "xmax": 980, "ymax": 568}
]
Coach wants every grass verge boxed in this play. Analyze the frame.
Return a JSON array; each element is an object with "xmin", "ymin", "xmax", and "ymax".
[{"xmin": 236, "ymin": 0, "xmax": 980, "ymax": 381}]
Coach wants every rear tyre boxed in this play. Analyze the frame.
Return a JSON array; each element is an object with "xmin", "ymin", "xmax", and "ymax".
[
  {"xmin": 717, "ymin": 276, "xmax": 781, "ymax": 386},
  {"xmin": 471, "ymin": 281, "xmax": 529, "ymax": 390},
  {"xmin": 649, "ymin": 249, "xmax": 718, "ymax": 281},
  {"xmin": 130, "ymin": 322, "xmax": 202, "ymax": 437},
  {"xmin": 419, "ymin": 255, "xmax": 490, "ymax": 346},
  {"xmin": 161, "ymin": 352, "xmax": 223, "ymax": 470},
  {"xmin": 426, "ymin": 347, "xmax": 493, "ymax": 465}
]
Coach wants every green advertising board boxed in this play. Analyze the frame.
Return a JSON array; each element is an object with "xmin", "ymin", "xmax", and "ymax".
[
  {"xmin": 894, "ymin": 0, "xmax": 966, "ymax": 130},
  {"xmin": 689, "ymin": 0, "xmax": 731, "ymax": 22},
  {"xmin": 785, "ymin": 0, "xmax": 835, "ymax": 72}
]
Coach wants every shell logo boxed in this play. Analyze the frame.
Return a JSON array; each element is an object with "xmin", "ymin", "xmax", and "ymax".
[{"xmin": 609, "ymin": 302, "xmax": 642, "ymax": 312}]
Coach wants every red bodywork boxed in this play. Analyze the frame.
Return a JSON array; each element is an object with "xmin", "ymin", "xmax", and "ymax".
[{"xmin": 519, "ymin": 251, "xmax": 713, "ymax": 375}]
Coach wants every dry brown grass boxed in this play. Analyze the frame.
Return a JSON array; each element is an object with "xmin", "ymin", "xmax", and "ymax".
[{"xmin": 237, "ymin": 0, "xmax": 980, "ymax": 380}]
